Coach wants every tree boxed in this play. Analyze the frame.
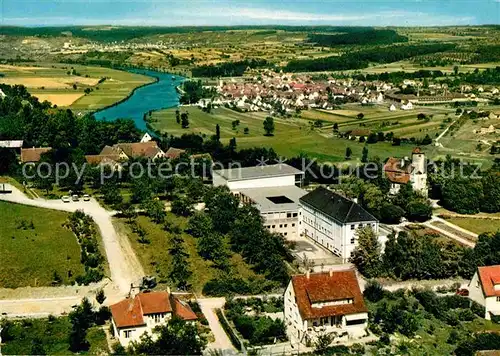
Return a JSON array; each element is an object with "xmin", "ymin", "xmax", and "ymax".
[
  {"xmin": 100, "ymin": 181, "xmax": 123, "ymax": 207},
  {"xmin": 187, "ymin": 212, "xmax": 213, "ymax": 238},
  {"xmin": 129, "ymin": 317, "xmax": 207, "ymax": 355},
  {"xmin": 142, "ymin": 199, "xmax": 167, "ymax": 223},
  {"xmin": 314, "ymin": 332, "xmax": 336, "ymax": 355},
  {"xmin": 345, "ymin": 147, "xmax": 352, "ymax": 160},
  {"xmin": 229, "ymin": 137, "xmax": 237, "ymax": 153},
  {"xmin": 131, "ymin": 178, "xmax": 152, "ymax": 204},
  {"xmin": 171, "ymin": 196, "xmax": 193, "ymax": 217},
  {"xmin": 243, "ymin": 127, "xmax": 249, "ymax": 135},
  {"xmin": 263, "ymin": 116, "xmax": 275, "ymax": 136},
  {"xmin": 215, "ymin": 124, "xmax": 220, "ymax": 141},
  {"xmin": 349, "ymin": 226, "xmax": 382, "ymax": 278},
  {"xmin": 95, "ymin": 289, "xmax": 106, "ymax": 304},
  {"xmin": 406, "ymin": 200, "xmax": 432, "ymax": 222},
  {"xmin": 442, "ymin": 178, "xmax": 483, "ymax": 214},
  {"xmin": 454, "ymin": 65, "xmax": 459, "ymax": 76},
  {"xmin": 361, "ymin": 146, "xmax": 369, "ymax": 163},
  {"xmin": 175, "ymin": 109, "xmax": 180, "ymax": 124},
  {"xmin": 380, "ymin": 203, "xmax": 405, "ymax": 224},
  {"xmin": 181, "ymin": 112, "xmax": 189, "ymax": 128},
  {"xmin": 481, "ymin": 172, "xmax": 500, "ymax": 213},
  {"xmin": 333, "ymin": 123, "xmax": 339, "ymax": 132},
  {"xmin": 357, "ymin": 113, "xmax": 364, "ymax": 120},
  {"xmin": 168, "ymin": 236, "xmax": 192, "ymax": 290},
  {"xmin": 68, "ymin": 298, "xmax": 95, "ymax": 352},
  {"xmin": 204, "ymin": 186, "xmax": 239, "ymax": 234}
]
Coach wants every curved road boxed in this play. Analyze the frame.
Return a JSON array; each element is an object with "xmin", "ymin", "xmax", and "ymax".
[{"xmin": 0, "ymin": 187, "xmax": 144, "ymax": 297}]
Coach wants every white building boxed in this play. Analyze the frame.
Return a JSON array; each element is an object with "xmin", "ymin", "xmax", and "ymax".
[
  {"xmin": 239, "ymin": 185, "xmax": 307, "ymax": 238},
  {"xmin": 110, "ymin": 291, "xmax": 197, "ymax": 347},
  {"xmin": 140, "ymin": 133, "xmax": 153, "ymax": 143},
  {"xmin": 298, "ymin": 187, "xmax": 379, "ymax": 262},
  {"xmin": 401, "ymin": 101, "xmax": 414, "ymax": 110},
  {"xmin": 213, "ymin": 164, "xmax": 304, "ymax": 191},
  {"xmin": 213, "ymin": 164, "xmax": 306, "ymax": 237},
  {"xmin": 468, "ymin": 265, "xmax": 500, "ymax": 320},
  {"xmin": 284, "ymin": 270, "xmax": 368, "ymax": 345},
  {"xmin": 383, "ymin": 147, "xmax": 428, "ymax": 196}
]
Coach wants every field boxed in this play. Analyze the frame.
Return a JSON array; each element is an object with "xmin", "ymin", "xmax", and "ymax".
[
  {"xmin": 0, "ymin": 201, "xmax": 85, "ymax": 288},
  {"xmin": 0, "ymin": 63, "xmax": 153, "ymax": 109},
  {"xmin": 444, "ymin": 218, "xmax": 500, "ymax": 235},
  {"xmin": 2, "ymin": 317, "xmax": 108, "ymax": 355},
  {"xmin": 114, "ymin": 214, "xmax": 262, "ymax": 295},
  {"xmin": 151, "ymin": 105, "xmax": 446, "ymax": 162}
]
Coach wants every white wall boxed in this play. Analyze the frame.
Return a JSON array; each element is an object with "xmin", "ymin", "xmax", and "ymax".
[
  {"xmin": 299, "ymin": 203, "xmax": 378, "ymax": 262},
  {"xmin": 228, "ymin": 175, "xmax": 297, "ymax": 190},
  {"xmin": 113, "ymin": 312, "xmax": 172, "ymax": 347},
  {"xmin": 262, "ymin": 211, "xmax": 299, "ymax": 238}
]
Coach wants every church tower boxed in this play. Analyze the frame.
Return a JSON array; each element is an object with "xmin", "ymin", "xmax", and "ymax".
[{"xmin": 411, "ymin": 147, "xmax": 427, "ymax": 196}]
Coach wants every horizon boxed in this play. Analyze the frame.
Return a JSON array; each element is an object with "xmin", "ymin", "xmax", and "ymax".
[{"xmin": 1, "ymin": 0, "xmax": 499, "ymax": 27}]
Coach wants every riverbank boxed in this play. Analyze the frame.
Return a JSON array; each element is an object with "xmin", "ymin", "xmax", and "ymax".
[{"xmin": 93, "ymin": 69, "xmax": 185, "ymax": 132}]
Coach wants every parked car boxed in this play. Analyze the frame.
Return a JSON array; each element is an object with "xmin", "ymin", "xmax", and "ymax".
[
  {"xmin": 61, "ymin": 196, "xmax": 71, "ymax": 203},
  {"xmin": 456, "ymin": 288, "xmax": 469, "ymax": 297},
  {"xmin": 72, "ymin": 195, "xmax": 79, "ymax": 202},
  {"xmin": 83, "ymin": 194, "xmax": 90, "ymax": 201}
]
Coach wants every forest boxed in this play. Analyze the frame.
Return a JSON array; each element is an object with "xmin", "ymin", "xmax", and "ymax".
[
  {"xmin": 307, "ymin": 29, "xmax": 408, "ymax": 46},
  {"xmin": 285, "ymin": 43, "xmax": 456, "ymax": 72},
  {"xmin": 191, "ymin": 59, "xmax": 269, "ymax": 77}
]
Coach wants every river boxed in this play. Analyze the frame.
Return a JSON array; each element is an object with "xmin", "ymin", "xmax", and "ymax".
[{"xmin": 94, "ymin": 69, "xmax": 184, "ymax": 131}]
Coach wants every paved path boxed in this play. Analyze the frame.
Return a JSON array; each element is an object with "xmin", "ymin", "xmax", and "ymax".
[
  {"xmin": 197, "ymin": 297, "xmax": 235, "ymax": 353},
  {"xmin": 0, "ymin": 187, "xmax": 145, "ymax": 317},
  {"xmin": 423, "ymin": 217, "xmax": 476, "ymax": 248}
]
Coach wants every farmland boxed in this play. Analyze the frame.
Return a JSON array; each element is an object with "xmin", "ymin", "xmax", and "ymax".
[
  {"xmin": 150, "ymin": 105, "xmax": 449, "ymax": 162},
  {"xmin": 0, "ymin": 201, "xmax": 85, "ymax": 288},
  {"xmin": 0, "ymin": 63, "xmax": 153, "ymax": 109}
]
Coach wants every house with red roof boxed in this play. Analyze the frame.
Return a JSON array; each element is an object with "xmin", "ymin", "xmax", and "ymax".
[
  {"xmin": 284, "ymin": 270, "xmax": 368, "ymax": 345},
  {"xmin": 468, "ymin": 265, "xmax": 500, "ymax": 320},
  {"xmin": 110, "ymin": 291, "xmax": 197, "ymax": 347},
  {"xmin": 383, "ymin": 147, "xmax": 427, "ymax": 196}
]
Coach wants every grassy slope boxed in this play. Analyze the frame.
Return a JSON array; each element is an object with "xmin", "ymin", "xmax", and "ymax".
[
  {"xmin": 0, "ymin": 201, "xmax": 84, "ymax": 288},
  {"xmin": 444, "ymin": 218, "xmax": 500, "ymax": 235},
  {"xmin": 151, "ymin": 106, "xmax": 419, "ymax": 162},
  {"xmin": 3, "ymin": 317, "xmax": 107, "ymax": 355},
  {"xmin": 115, "ymin": 213, "xmax": 260, "ymax": 294}
]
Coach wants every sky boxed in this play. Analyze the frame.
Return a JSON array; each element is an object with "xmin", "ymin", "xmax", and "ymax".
[{"xmin": 0, "ymin": 0, "xmax": 499, "ymax": 27}]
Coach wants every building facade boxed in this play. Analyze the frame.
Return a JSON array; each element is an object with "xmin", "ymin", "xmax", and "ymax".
[
  {"xmin": 110, "ymin": 291, "xmax": 197, "ymax": 347},
  {"xmin": 468, "ymin": 265, "xmax": 500, "ymax": 320},
  {"xmin": 298, "ymin": 187, "xmax": 378, "ymax": 262},
  {"xmin": 284, "ymin": 270, "xmax": 368, "ymax": 345},
  {"xmin": 384, "ymin": 147, "xmax": 427, "ymax": 196}
]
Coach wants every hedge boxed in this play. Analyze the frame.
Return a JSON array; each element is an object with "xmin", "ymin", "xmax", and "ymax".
[{"xmin": 216, "ymin": 309, "xmax": 243, "ymax": 351}]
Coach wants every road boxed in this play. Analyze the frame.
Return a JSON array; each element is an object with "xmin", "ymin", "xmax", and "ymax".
[
  {"xmin": 197, "ymin": 297, "xmax": 236, "ymax": 354},
  {"xmin": 0, "ymin": 186, "xmax": 145, "ymax": 316}
]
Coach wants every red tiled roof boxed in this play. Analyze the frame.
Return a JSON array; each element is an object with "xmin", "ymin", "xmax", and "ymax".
[
  {"xmin": 478, "ymin": 265, "xmax": 500, "ymax": 298},
  {"xmin": 85, "ymin": 154, "xmax": 122, "ymax": 165},
  {"xmin": 172, "ymin": 298, "xmax": 198, "ymax": 321},
  {"xmin": 115, "ymin": 142, "xmax": 163, "ymax": 159},
  {"xmin": 291, "ymin": 270, "xmax": 367, "ymax": 320},
  {"xmin": 20, "ymin": 147, "xmax": 51, "ymax": 163},
  {"xmin": 110, "ymin": 291, "xmax": 197, "ymax": 328},
  {"xmin": 412, "ymin": 147, "xmax": 423, "ymax": 154},
  {"xmin": 165, "ymin": 147, "xmax": 186, "ymax": 160},
  {"xmin": 138, "ymin": 292, "xmax": 173, "ymax": 315},
  {"xmin": 384, "ymin": 157, "xmax": 412, "ymax": 184}
]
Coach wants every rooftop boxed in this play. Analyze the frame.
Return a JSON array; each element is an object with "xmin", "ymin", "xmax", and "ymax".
[
  {"xmin": 291, "ymin": 270, "xmax": 367, "ymax": 320},
  {"xmin": 478, "ymin": 265, "xmax": 500, "ymax": 298},
  {"xmin": 299, "ymin": 186, "xmax": 377, "ymax": 224},
  {"xmin": 0, "ymin": 140, "xmax": 23, "ymax": 148},
  {"xmin": 20, "ymin": 147, "xmax": 51, "ymax": 163},
  {"xmin": 213, "ymin": 164, "xmax": 304, "ymax": 181},
  {"xmin": 238, "ymin": 185, "xmax": 307, "ymax": 213},
  {"xmin": 110, "ymin": 291, "xmax": 197, "ymax": 328}
]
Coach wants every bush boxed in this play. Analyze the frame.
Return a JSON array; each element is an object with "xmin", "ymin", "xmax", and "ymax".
[
  {"xmin": 216, "ymin": 309, "xmax": 242, "ymax": 351},
  {"xmin": 363, "ymin": 280, "xmax": 385, "ymax": 302}
]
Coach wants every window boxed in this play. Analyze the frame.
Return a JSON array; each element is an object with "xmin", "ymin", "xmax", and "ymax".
[
  {"xmin": 287, "ymin": 213, "xmax": 292, "ymax": 218},
  {"xmin": 272, "ymin": 225, "xmax": 276, "ymax": 228},
  {"xmin": 497, "ymin": 296, "xmax": 500, "ymax": 302},
  {"xmin": 350, "ymin": 224, "xmax": 355, "ymax": 230},
  {"xmin": 292, "ymin": 223, "xmax": 295, "ymax": 227},
  {"xmin": 293, "ymin": 213, "xmax": 298, "ymax": 217},
  {"xmin": 279, "ymin": 224, "xmax": 283, "ymax": 228},
  {"xmin": 124, "ymin": 330, "xmax": 133, "ymax": 339},
  {"xmin": 284, "ymin": 224, "xmax": 288, "ymax": 228},
  {"xmin": 359, "ymin": 223, "xmax": 363, "ymax": 228},
  {"xmin": 154, "ymin": 313, "xmax": 161, "ymax": 323},
  {"xmin": 351, "ymin": 238, "xmax": 355, "ymax": 244},
  {"xmin": 284, "ymin": 232, "xmax": 288, "ymax": 236}
]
